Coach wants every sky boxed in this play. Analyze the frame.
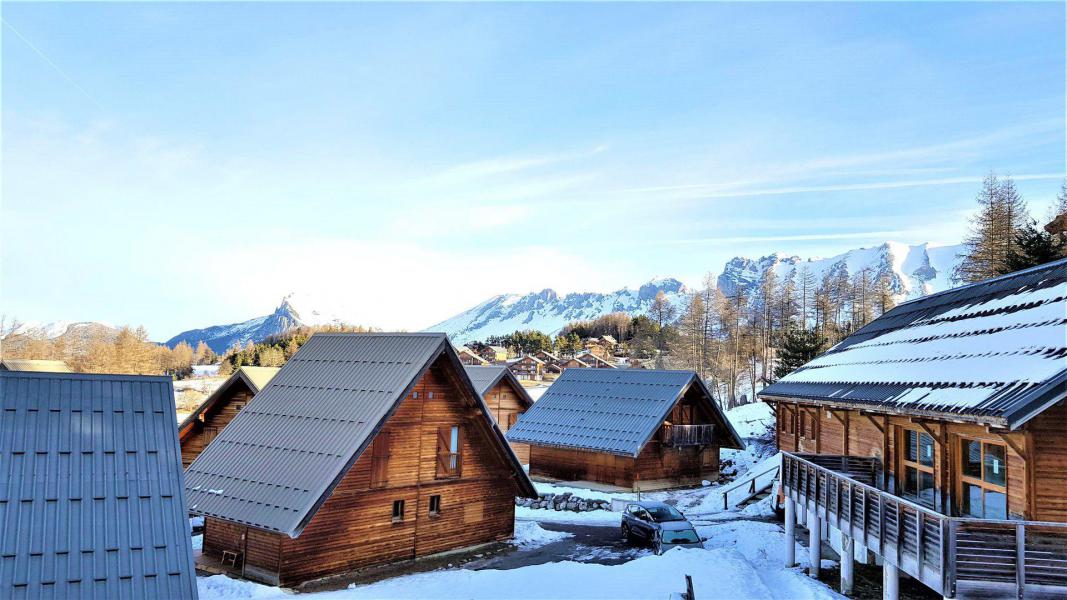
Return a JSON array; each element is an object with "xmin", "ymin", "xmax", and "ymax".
[{"xmin": 2, "ymin": 2, "xmax": 1065, "ymax": 340}]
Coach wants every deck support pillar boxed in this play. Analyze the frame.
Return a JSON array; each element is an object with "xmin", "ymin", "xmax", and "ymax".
[
  {"xmin": 883, "ymin": 561, "xmax": 899, "ymax": 600},
  {"xmin": 807, "ymin": 507, "xmax": 821, "ymax": 578},
  {"xmin": 784, "ymin": 497, "xmax": 796, "ymax": 567},
  {"xmin": 840, "ymin": 532, "xmax": 854, "ymax": 596}
]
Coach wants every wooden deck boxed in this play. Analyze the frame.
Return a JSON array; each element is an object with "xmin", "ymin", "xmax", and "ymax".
[{"xmin": 782, "ymin": 452, "xmax": 1067, "ymax": 599}]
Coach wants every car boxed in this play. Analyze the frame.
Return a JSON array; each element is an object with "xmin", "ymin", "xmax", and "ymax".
[{"xmin": 621, "ymin": 501, "xmax": 705, "ymax": 554}]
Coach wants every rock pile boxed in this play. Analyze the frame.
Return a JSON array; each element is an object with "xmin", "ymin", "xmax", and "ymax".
[{"xmin": 515, "ymin": 492, "xmax": 612, "ymax": 512}]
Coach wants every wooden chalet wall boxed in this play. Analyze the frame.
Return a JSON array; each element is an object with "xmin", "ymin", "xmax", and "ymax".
[
  {"xmin": 529, "ymin": 387, "xmax": 721, "ymax": 488},
  {"xmin": 180, "ymin": 382, "xmax": 254, "ymax": 468},
  {"xmin": 771, "ymin": 400, "xmax": 1065, "ymax": 521},
  {"xmin": 202, "ymin": 358, "xmax": 521, "ymax": 586},
  {"xmin": 483, "ymin": 379, "xmax": 530, "ymax": 463}
]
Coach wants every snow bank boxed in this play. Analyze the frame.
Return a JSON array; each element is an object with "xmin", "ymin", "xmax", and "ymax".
[
  {"xmin": 511, "ymin": 521, "xmax": 573, "ymax": 549},
  {"xmin": 199, "ymin": 547, "xmax": 839, "ymax": 600},
  {"xmin": 515, "ymin": 505, "xmax": 621, "ymax": 526}
]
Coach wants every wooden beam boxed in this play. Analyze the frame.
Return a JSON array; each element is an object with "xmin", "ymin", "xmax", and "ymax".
[
  {"xmin": 861, "ymin": 412, "xmax": 885, "ymax": 433},
  {"xmin": 999, "ymin": 433, "xmax": 1027, "ymax": 462},
  {"xmin": 911, "ymin": 419, "xmax": 941, "ymax": 443},
  {"xmin": 828, "ymin": 409, "xmax": 848, "ymax": 426}
]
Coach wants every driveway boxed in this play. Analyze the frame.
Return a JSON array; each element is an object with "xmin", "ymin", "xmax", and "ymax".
[{"xmin": 467, "ymin": 522, "xmax": 652, "ymax": 570}]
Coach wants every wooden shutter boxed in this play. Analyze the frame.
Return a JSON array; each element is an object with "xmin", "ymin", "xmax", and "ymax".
[
  {"xmin": 455, "ymin": 426, "xmax": 464, "ymax": 477},
  {"xmin": 370, "ymin": 431, "xmax": 391, "ymax": 488},
  {"xmin": 436, "ymin": 427, "xmax": 453, "ymax": 478}
]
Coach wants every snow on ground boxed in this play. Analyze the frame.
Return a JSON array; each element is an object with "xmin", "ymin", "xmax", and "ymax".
[
  {"xmin": 199, "ymin": 542, "xmax": 839, "ymax": 600},
  {"xmin": 515, "ymin": 505, "xmax": 622, "ymax": 527},
  {"xmin": 511, "ymin": 521, "xmax": 574, "ymax": 549}
]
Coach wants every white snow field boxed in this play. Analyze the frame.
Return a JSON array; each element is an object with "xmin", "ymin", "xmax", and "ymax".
[{"xmin": 196, "ymin": 402, "xmax": 840, "ymax": 600}]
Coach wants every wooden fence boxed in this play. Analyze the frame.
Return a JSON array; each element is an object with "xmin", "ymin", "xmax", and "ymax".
[{"xmin": 782, "ymin": 452, "xmax": 1067, "ymax": 599}]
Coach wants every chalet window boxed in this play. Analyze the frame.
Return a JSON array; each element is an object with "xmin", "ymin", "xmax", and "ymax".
[
  {"xmin": 429, "ymin": 494, "xmax": 441, "ymax": 516},
  {"xmin": 901, "ymin": 429, "xmax": 936, "ymax": 508},
  {"xmin": 428, "ymin": 392, "xmax": 434, "ymax": 399},
  {"xmin": 392, "ymin": 499, "xmax": 405, "ymax": 522},
  {"xmin": 507, "ymin": 413, "xmax": 518, "ymax": 430},
  {"xmin": 436, "ymin": 425, "xmax": 463, "ymax": 478},
  {"xmin": 370, "ymin": 431, "xmax": 391, "ymax": 489},
  {"xmin": 233, "ymin": 403, "xmax": 245, "ymax": 412},
  {"xmin": 781, "ymin": 408, "xmax": 795, "ymax": 435},
  {"xmin": 959, "ymin": 439, "xmax": 1007, "ymax": 519}
]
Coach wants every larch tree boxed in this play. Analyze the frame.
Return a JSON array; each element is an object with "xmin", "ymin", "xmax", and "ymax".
[{"xmin": 953, "ymin": 173, "xmax": 1029, "ymax": 283}]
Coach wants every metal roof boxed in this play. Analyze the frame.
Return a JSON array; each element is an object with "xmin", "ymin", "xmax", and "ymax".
[
  {"xmin": 0, "ymin": 358, "xmax": 72, "ymax": 373},
  {"xmin": 0, "ymin": 371, "xmax": 198, "ymax": 600},
  {"xmin": 463, "ymin": 365, "xmax": 534, "ymax": 409},
  {"xmin": 177, "ymin": 366, "xmax": 280, "ymax": 437},
  {"xmin": 185, "ymin": 333, "xmax": 535, "ymax": 537},
  {"xmin": 760, "ymin": 257, "xmax": 1067, "ymax": 429},
  {"xmin": 505, "ymin": 368, "xmax": 744, "ymax": 457}
]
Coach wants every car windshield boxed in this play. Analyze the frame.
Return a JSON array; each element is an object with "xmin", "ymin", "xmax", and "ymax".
[
  {"xmin": 662, "ymin": 529, "xmax": 700, "ymax": 544},
  {"xmin": 645, "ymin": 505, "xmax": 685, "ymax": 522}
]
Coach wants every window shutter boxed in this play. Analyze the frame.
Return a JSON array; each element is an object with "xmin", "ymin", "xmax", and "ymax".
[
  {"xmin": 436, "ymin": 427, "xmax": 452, "ymax": 477},
  {"xmin": 455, "ymin": 426, "xmax": 464, "ymax": 477},
  {"xmin": 370, "ymin": 431, "xmax": 391, "ymax": 488}
]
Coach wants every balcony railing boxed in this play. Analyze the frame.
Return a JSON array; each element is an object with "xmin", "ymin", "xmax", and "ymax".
[
  {"xmin": 782, "ymin": 452, "xmax": 1067, "ymax": 599},
  {"xmin": 661, "ymin": 424, "xmax": 715, "ymax": 447}
]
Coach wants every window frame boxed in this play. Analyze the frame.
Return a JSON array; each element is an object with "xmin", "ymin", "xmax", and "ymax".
[
  {"xmin": 956, "ymin": 437, "xmax": 1008, "ymax": 519},
  {"xmin": 898, "ymin": 428, "xmax": 937, "ymax": 508},
  {"xmin": 429, "ymin": 494, "xmax": 442, "ymax": 516},
  {"xmin": 435, "ymin": 425, "xmax": 463, "ymax": 479},
  {"xmin": 391, "ymin": 499, "xmax": 405, "ymax": 523}
]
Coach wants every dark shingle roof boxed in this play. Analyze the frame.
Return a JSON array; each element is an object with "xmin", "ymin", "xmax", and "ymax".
[
  {"xmin": 760, "ymin": 258, "xmax": 1067, "ymax": 429},
  {"xmin": 463, "ymin": 365, "xmax": 534, "ymax": 409},
  {"xmin": 185, "ymin": 333, "xmax": 535, "ymax": 536},
  {"xmin": 505, "ymin": 368, "xmax": 744, "ymax": 457},
  {"xmin": 0, "ymin": 371, "xmax": 198, "ymax": 600}
]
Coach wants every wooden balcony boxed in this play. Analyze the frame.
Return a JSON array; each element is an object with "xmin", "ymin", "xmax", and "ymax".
[
  {"xmin": 782, "ymin": 452, "xmax": 1067, "ymax": 599},
  {"xmin": 661, "ymin": 424, "xmax": 715, "ymax": 447}
]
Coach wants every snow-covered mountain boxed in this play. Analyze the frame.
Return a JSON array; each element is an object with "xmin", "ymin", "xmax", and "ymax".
[
  {"xmin": 429, "ymin": 278, "xmax": 690, "ymax": 344},
  {"xmin": 3, "ymin": 320, "xmax": 119, "ymax": 343},
  {"xmin": 716, "ymin": 242, "xmax": 963, "ymax": 299},
  {"xmin": 164, "ymin": 293, "xmax": 354, "ymax": 353}
]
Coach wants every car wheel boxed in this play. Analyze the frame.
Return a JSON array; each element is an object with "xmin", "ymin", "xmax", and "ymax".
[{"xmin": 622, "ymin": 523, "xmax": 634, "ymax": 543}]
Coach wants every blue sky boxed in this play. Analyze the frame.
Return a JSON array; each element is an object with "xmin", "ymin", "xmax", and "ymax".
[{"xmin": 2, "ymin": 2, "xmax": 1064, "ymax": 338}]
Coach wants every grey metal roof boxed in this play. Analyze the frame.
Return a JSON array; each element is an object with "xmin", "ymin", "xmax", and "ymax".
[
  {"xmin": 760, "ymin": 257, "xmax": 1067, "ymax": 429},
  {"xmin": 0, "ymin": 371, "xmax": 198, "ymax": 600},
  {"xmin": 506, "ymin": 368, "xmax": 744, "ymax": 457},
  {"xmin": 185, "ymin": 333, "xmax": 535, "ymax": 537},
  {"xmin": 463, "ymin": 365, "xmax": 534, "ymax": 409}
]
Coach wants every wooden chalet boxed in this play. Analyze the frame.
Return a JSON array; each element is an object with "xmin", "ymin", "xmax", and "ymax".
[
  {"xmin": 581, "ymin": 337, "xmax": 614, "ymax": 360},
  {"xmin": 186, "ymin": 333, "xmax": 536, "ymax": 586},
  {"xmin": 557, "ymin": 356, "xmax": 592, "ymax": 371},
  {"xmin": 534, "ymin": 349, "xmax": 560, "ymax": 365},
  {"xmin": 507, "ymin": 368, "xmax": 744, "ymax": 490},
  {"xmin": 178, "ymin": 365, "xmax": 279, "ymax": 468},
  {"xmin": 455, "ymin": 346, "xmax": 489, "ymax": 366},
  {"xmin": 479, "ymin": 345, "xmax": 508, "ymax": 363},
  {"xmin": 760, "ymin": 258, "xmax": 1067, "ymax": 599},
  {"xmin": 575, "ymin": 352, "xmax": 616, "ymax": 369},
  {"xmin": 508, "ymin": 355, "xmax": 544, "ymax": 381},
  {"xmin": 465, "ymin": 365, "xmax": 535, "ymax": 463},
  {"xmin": 0, "ymin": 358, "xmax": 72, "ymax": 372}
]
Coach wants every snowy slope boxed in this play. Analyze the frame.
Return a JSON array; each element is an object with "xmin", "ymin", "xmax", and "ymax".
[
  {"xmin": 164, "ymin": 293, "xmax": 355, "ymax": 353},
  {"xmin": 717, "ymin": 242, "xmax": 962, "ymax": 299},
  {"xmin": 428, "ymin": 278, "xmax": 689, "ymax": 344}
]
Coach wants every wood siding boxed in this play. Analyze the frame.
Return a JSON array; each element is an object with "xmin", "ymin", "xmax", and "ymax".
[
  {"xmin": 180, "ymin": 383, "xmax": 254, "ymax": 468},
  {"xmin": 202, "ymin": 358, "xmax": 522, "ymax": 586},
  {"xmin": 771, "ymin": 400, "xmax": 1060, "ymax": 522},
  {"xmin": 483, "ymin": 380, "xmax": 530, "ymax": 464}
]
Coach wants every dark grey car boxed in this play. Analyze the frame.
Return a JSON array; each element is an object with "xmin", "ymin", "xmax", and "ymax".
[{"xmin": 621, "ymin": 501, "xmax": 704, "ymax": 554}]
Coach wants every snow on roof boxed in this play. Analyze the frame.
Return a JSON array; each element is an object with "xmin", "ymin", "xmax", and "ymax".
[{"xmin": 761, "ymin": 258, "xmax": 1067, "ymax": 429}]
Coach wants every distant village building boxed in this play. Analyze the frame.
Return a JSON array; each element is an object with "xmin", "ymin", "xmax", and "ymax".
[
  {"xmin": 534, "ymin": 349, "xmax": 560, "ymax": 364},
  {"xmin": 187, "ymin": 333, "xmax": 536, "ymax": 586},
  {"xmin": 508, "ymin": 355, "xmax": 544, "ymax": 381},
  {"xmin": 179, "ymin": 365, "xmax": 279, "ymax": 468},
  {"xmin": 465, "ymin": 365, "xmax": 535, "ymax": 463},
  {"xmin": 581, "ymin": 337, "xmax": 615, "ymax": 360},
  {"xmin": 455, "ymin": 346, "xmax": 489, "ymax": 366},
  {"xmin": 479, "ymin": 345, "xmax": 509, "ymax": 363},
  {"xmin": 575, "ymin": 352, "xmax": 616, "ymax": 369},
  {"xmin": 558, "ymin": 357, "xmax": 592, "ymax": 371},
  {"xmin": 0, "ymin": 358, "xmax": 72, "ymax": 372},
  {"xmin": 760, "ymin": 258, "xmax": 1067, "ymax": 599},
  {"xmin": 508, "ymin": 368, "xmax": 744, "ymax": 490},
  {"xmin": 0, "ymin": 371, "xmax": 198, "ymax": 599}
]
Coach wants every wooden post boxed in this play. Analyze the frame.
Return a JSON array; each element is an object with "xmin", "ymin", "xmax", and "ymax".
[
  {"xmin": 883, "ymin": 561, "xmax": 900, "ymax": 600},
  {"xmin": 685, "ymin": 574, "xmax": 696, "ymax": 600},
  {"xmin": 808, "ymin": 507, "xmax": 821, "ymax": 578},
  {"xmin": 841, "ymin": 531, "xmax": 855, "ymax": 596},
  {"xmin": 785, "ymin": 497, "xmax": 796, "ymax": 567}
]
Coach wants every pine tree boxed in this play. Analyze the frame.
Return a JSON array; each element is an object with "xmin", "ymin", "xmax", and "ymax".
[
  {"xmin": 773, "ymin": 327, "xmax": 828, "ymax": 380},
  {"xmin": 954, "ymin": 173, "xmax": 1028, "ymax": 283},
  {"xmin": 998, "ymin": 219, "xmax": 1065, "ymax": 274}
]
